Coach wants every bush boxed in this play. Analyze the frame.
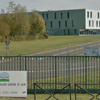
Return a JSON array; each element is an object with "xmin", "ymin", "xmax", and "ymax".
[
  {"xmin": 44, "ymin": 34, "xmax": 49, "ymax": 39},
  {"xmin": 25, "ymin": 36, "xmax": 36, "ymax": 41}
]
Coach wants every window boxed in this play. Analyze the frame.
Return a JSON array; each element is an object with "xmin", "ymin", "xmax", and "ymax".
[
  {"xmin": 87, "ymin": 11, "xmax": 89, "ymax": 18},
  {"xmin": 61, "ymin": 12, "xmax": 63, "ymax": 18},
  {"xmin": 59, "ymin": 21, "xmax": 61, "ymax": 27},
  {"xmin": 72, "ymin": 20, "xmax": 74, "ymax": 27},
  {"xmin": 63, "ymin": 29, "xmax": 65, "ymax": 35},
  {"xmin": 99, "ymin": 21, "xmax": 100, "ymax": 27},
  {"xmin": 50, "ymin": 21, "xmax": 52, "ymax": 28},
  {"xmin": 67, "ymin": 12, "xmax": 69, "ymax": 18},
  {"xmin": 68, "ymin": 29, "xmax": 70, "ymax": 35},
  {"xmin": 46, "ymin": 13, "xmax": 48, "ymax": 19},
  {"xmin": 55, "ymin": 13, "xmax": 56, "ymax": 19},
  {"xmin": 65, "ymin": 21, "xmax": 67, "ymax": 27},
  {"xmin": 96, "ymin": 21, "xmax": 98, "ymax": 27},
  {"xmin": 42, "ymin": 13, "xmax": 44, "ymax": 18},
  {"xmin": 92, "ymin": 20, "xmax": 94, "ymax": 27},
  {"xmin": 90, "ymin": 12, "xmax": 92, "ymax": 18},
  {"xmin": 89, "ymin": 20, "xmax": 91, "ymax": 27},
  {"xmin": 98, "ymin": 12, "xmax": 99, "ymax": 18},
  {"xmin": 74, "ymin": 29, "xmax": 76, "ymax": 35}
]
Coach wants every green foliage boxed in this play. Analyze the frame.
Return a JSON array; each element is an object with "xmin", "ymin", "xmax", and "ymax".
[
  {"xmin": 29, "ymin": 11, "xmax": 46, "ymax": 36},
  {"xmin": 44, "ymin": 34, "xmax": 49, "ymax": 39}
]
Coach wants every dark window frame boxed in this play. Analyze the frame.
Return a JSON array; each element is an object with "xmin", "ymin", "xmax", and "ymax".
[
  {"xmin": 55, "ymin": 13, "xmax": 56, "ymax": 19},
  {"xmin": 90, "ymin": 12, "xmax": 92, "ymax": 18},
  {"xmin": 87, "ymin": 11, "xmax": 89, "ymax": 18},
  {"xmin": 50, "ymin": 21, "xmax": 52, "ymax": 28},
  {"xmin": 59, "ymin": 21, "xmax": 61, "ymax": 27},
  {"xmin": 67, "ymin": 12, "xmax": 69, "ymax": 18},
  {"xmin": 65, "ymin": 21, "xmax": 67, "ymax": 27}
]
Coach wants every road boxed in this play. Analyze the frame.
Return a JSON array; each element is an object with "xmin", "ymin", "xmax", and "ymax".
[{"xmin": 0, "ymin": 41, "xmax": 100, "ymax": 82}]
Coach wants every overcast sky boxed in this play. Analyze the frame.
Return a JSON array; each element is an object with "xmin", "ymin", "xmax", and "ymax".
[{"xmin": 0, "ymin": 0, "xmax": 100, "ymax": 13}]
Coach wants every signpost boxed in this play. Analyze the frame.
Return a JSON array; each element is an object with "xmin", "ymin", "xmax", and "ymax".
[
  {"xmin": 0, "ymin": 71, "xmax": 27, "ymax": 97},
  {"xmin": 83, "ymin": 46, "xmax": 100, "ymax": 56},
  {"xmin": 5, "ymin": 41, "xmax": 10, "ymax": 56}
]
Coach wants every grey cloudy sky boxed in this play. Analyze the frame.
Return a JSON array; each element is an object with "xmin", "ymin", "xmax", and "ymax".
[{"xmin": 0, "ymin": 0, "xmax": 100, "ymax": 13}]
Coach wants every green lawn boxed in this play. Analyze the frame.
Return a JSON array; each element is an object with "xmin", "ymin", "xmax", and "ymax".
[
  {"xmin": 0, "ymin": 36, "xmax": 100, "ymax": 56},
  {"xmin": 0, "ymin": 93, "xmax": 100, "ymax": 100}
]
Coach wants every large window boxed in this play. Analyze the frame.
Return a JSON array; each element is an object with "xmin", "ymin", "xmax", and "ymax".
[
  {"xmin": 65, "ymin": 21, "xmax": 67, "ymax": 27},
  {"xmin": 50, "ymin": 21, "xmax": 52, "ymax": 28},
  {"xmin": 90, "ymin": 12, "xmax": 92, "ymax": 18},
  {"xmin": 55, "ymin": 13, "xmax": 56, "ymax": 19},
  {"xmin": 61, "ymin": 12, "xmax": 63, "ymax": 18},
  {"xmin": 92, "ymin": 20, "xmax": 94, "ymax": 27},
  {"xmin": 98, "ymin": 12, "xmax": 99, "ymax": 18},
  {"xmin": 59, "ymin": 21, "xmax": 61, "ymax": 27},
  {"xmin": 67, "ymin": 12, "xmax": 69, "ymax": 18},
  {"xmin": 87, "ymin": 11, "xmax": 89, "ymax": 18},
  {"xmin": 96, "ymin": 21, "xmax": 98, "ymax": 27},
  {"xmin": 89, "ymin": 20, "xmax": 91, "ymax": 27}
]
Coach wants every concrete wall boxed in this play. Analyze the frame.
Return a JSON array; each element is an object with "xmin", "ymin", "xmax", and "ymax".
[{"xmin": 85, "ymin": 9, "xmax": 100, "ymax": 29}]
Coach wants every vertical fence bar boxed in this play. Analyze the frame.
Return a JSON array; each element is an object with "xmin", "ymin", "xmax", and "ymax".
[
  {"xmin": 85, "ymin": 57, "xmax": 87, "ymax": 89},
  {"xmin": 55, "ymin": 56, "xmax": 57, "ymax": 91},
  {"xmin": 68, "ymin": 56, "xmax": 70, "ymax": 92},
  {"xmin": 20, "ymin": 55, "xmax": 21, "ymax": 70}
]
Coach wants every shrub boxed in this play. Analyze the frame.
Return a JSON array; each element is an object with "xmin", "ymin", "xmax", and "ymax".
[{"xmin": 44, "ymin": 34, "xmax": 49, "ymax": 39}]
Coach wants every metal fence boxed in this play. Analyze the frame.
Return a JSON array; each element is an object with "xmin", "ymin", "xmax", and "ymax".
[{"xmin": 0, "ymin": 55, "xmax": 100, "ymax": 93}]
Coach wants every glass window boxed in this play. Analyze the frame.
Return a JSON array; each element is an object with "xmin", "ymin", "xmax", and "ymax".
[
  {"xmin": 99, "ymin": 21, "xmax": 100, "ymax": 27},
  {"xmin": 89, "ymin": 20, "xmax": 91, "ymax": 27},
  {"xmin": 46, "ymin": 13, "xmax": 48, "ymax": 19},
  {"xmin": 67, "ymin": 12, "xmax": 69, "ymax": 18},
  {"xmin": 72, "ymin": 20, "xmax": 74, "ymax": 27},
  {"xmin": 63, "ymin": 29, "xmax": 65, "ymax": 35},
  {"xmin": 65, "ymin": 21, "xmax": 67, "ymax": 27},
  {"xmin": 74, "ymin": 29, "xmax": 76, "ymax": 35},
  {"xmin": 50, "ymin": 21, "xmax": 52, "ymax": 28},
  {"xmin": 59, "ymin": 21, "xmax": 61, "ymax": 27},
  {"xmin": 42, "ymin": 13, "xmax": 44, "ymax": 18},
  {"xmin": 61, "ymin": 12, "xmax": 63, "ymax": 18},
  {"xmin": 90, "ymin": 12, "xmax": 92, "ymax": 18},
  {"xmin": 87, "ymin": 11, "xmax": 89, "ymax": 18},
  {"xmin": 92, "ymin": 20, "xmax": 94, "ymax": 27},
  {"xmin": 98, "ymin": 12, "xmax": 99, "ymax": 18},
  {"xmin": 96, "ymin": 21, "xmax": 98, "ymax": 27},
  {"xmin": 68, "ymin": 29, "xmax": 70, "ymax": 35},
  {"xmin": 55, "ymin": 13, "xmax": 56, "ymax": 19}
]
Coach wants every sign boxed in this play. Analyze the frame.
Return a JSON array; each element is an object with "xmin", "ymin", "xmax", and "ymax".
[
  {"xmin": 84, "ymin": 46, "xmax": 100, "ymax": 56},
  {"xmin": 0, "ymin": 71, "xmax": 27, "ymax": 97},
  {"xmin": 5, "ymin": 41, "xmax": 10, "ymax": 47}
]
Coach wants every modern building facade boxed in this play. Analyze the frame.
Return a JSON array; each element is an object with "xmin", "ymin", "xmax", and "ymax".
[{"xmin": 38, "ymin": 9, "xmax": 100, "ymax": 36}]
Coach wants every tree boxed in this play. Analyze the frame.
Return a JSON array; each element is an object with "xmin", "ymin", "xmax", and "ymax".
[
  {"xmin": 10, "ymin": 4, "xmax": 30, "ymax": 36},
  {"xmin": 0, "ymin": 20, "xmax": 11, "ymax": 37},
  {"xmin": 29, "ymin": 11, "xmax": 46, "ymax": 37}
]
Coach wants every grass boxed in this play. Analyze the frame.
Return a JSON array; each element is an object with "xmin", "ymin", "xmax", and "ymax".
[
  {"xmin": 0, "ymin": 36, "xmax": 100, "ymax": 56},
  {"xmin": 0, "ymin": 93, "xmax": 100, "ymax": 100}
]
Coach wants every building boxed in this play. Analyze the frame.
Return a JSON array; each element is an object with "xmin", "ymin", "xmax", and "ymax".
[{"xmin": 37, "ymin": 9, "xmax": 100, "ymax": 36}]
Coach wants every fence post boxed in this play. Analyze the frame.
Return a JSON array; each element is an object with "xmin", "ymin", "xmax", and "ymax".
[
  {"xmin": 25, "ymin": 57, "xmax": 27, "ymax": 71},
  {"xmin": 85, "ymin": 57, "xmax": 87, "ymax": 89},
  {"xmin": 68, "ymin": 55, "xmax": 71, "ymax": 93},
  {"xmin": 20, "ymin": 54, "xmax": 22, "ymax": 70},
  {"xmin": 55, "ymin": 56, "xmax": 57, "ymax": 92}
]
